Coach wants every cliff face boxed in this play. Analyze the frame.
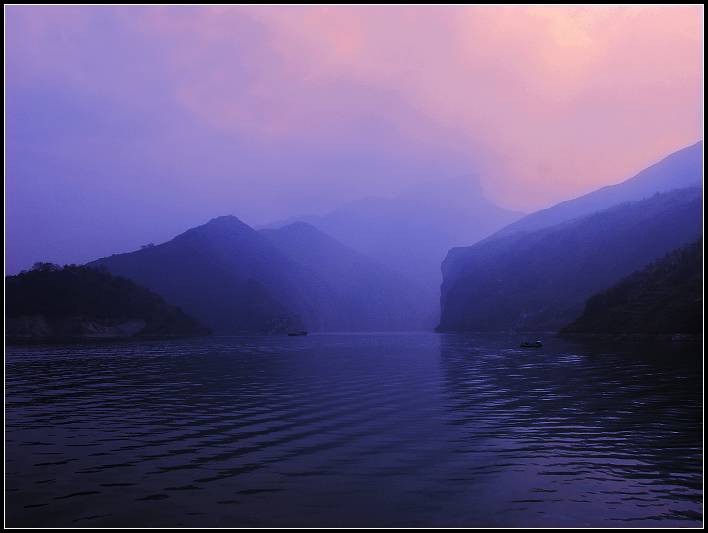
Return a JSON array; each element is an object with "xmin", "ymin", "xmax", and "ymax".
[
  {"xmin": 6, "ymin": 263, "xmax": 209, "ymax": 341},
  {"xmin": 561, "ymin": 240, "xmax": 702, "ymax": 336},
  {"xmin": 438, "ymin": 187, "xmax": 702, "ymax": 332}
]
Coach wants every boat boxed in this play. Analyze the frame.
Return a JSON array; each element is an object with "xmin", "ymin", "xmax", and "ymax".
[
  {"xmin": 287, "ymin": 330, "xmax": 308, "ymax": 337},
  {"xmin": 519, "ymin": 340, "xmax": 543, "ymax": 348}
]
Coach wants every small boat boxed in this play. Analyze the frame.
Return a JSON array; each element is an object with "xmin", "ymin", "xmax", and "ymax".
[
  {"xmin": 287, "ymin": 330, "xmax": 308, "ymax": 337},
  {"xmin": 520, "ymin": 340, "xmax": 543, "ymax": 348}
]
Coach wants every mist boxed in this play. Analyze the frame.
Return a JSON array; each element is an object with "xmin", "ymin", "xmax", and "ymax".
[
  {"xmin": 5, "ymin": 6, "xmax": 703, "ymax": 528},
  {"xmin": 5, "ymin": 5, "xmax": 702, "ymax": 274}
]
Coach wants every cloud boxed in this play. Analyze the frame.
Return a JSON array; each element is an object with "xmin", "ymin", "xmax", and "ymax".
[
  {"xmin": 4, "ymin": 6, "xmax": 703, "ymax": 271},
  {"xmin": 243, "ymin": 5, "xmax": 702, "ymax": 206},
  {"xmin": 8, "ymin": 6, "xmax": 702, "ymax": 204}
]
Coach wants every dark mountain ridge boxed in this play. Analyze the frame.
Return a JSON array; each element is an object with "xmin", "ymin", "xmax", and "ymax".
[
  {"xmin": 561, "ymin": 240, "xmax": 702, "ymax": 337},
  {"xmin": 6, "ymin": 263, "xmax": 209, "ymax": 340},
  {"xmin": 92, "ymin": 216, "xmax": 432, "ymax": 333},
  {"xmin": 438, "ymin": 186, "xmax": 702, "ymax": 332},
  {"xmin": 91, "ymin": 216, "xmax": 306, "ymax": 334}
]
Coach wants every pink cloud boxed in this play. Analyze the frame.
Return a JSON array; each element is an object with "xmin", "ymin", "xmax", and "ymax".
[
  {"xmin": 282, "ymin": 6, "xmax": 703, "ymax": 206},
  {"xmin": 7, "ymin": 5, "xmax": 703, "ymax": 210}
]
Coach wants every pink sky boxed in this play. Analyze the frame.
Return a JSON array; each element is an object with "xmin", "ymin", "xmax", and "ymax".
[
  {"xmin": 144, "ymin": 5, "xmax": 704, "ymax": 206},
  {"xmin": 5, "ymin": 5, "xmax": 704, "ymax": 271}
]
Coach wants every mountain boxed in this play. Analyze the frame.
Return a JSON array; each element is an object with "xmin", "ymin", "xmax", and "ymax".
[
  {"xmin": 560, "ymin": 240, "xmax": 702, "ymax": 336},
  {"xmin": 260, "ymin": 222, "xmax": 433, "ymax": 330},
  {"xmin": 91, "ymin": 216, "xmax": 307, "ymax": 334},
  {"xmin": 6, "ymin": 263, "xmax": 209, "ymax": 340},
  {"xmin": 91, "ymin": 216, "xmax": 432, "ymax": 333},
  {"xmin": 492, "ymin": 141, "xmax": 702, "ymax": 239},
  {"xmin": 438, "ymin": 187, "xmax": 702, "ymax": 332},
  {"xmin": 267, "ymin": 177, "xmax": 523, "ymax": 295}
]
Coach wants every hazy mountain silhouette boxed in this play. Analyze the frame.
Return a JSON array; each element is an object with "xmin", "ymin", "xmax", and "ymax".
[
  {"xmin": 561, "ymin": 240, "xmax": 702, "ymax": 336},
  {"xmin": 6, "ymin": 263, "xmax": 209, "ymax": 340},
  {"xmin": 492, "ymin": 141, "xmax": 702, "ymax": 239},
  {"xmin": 438, "ymin": 187, "xmax": 702, "ymax": 332},
  {"xmin": 91, "ymin": 216, "xmax": 306, "ymax": 334},
  {"xmin": 91, "ymin": 216, "xmax": 433, "ymax": 333},
  {"xmin": 261, "ymin": 222, "xmax": 434, "ymax": 330},
  {"xmin": 268, "ymin": 177, "xmax": 523, "ymax": 294}
]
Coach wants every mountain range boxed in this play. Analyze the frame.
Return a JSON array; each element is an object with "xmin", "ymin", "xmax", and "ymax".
[
  {"xmin": 439, "ymin": 186, "xmax": 702, "ymax": 332},
  {"xmin": 6, "ymin": 141, "xmax": 702, "ymax": 338},
  {"xmin": 267, "ymin": 177, "xmax": 523, "ymax": 296},
  {"xmin": 91, "ymin": 216, "xmax": 430, "ymax": 334},
  {"xmin": 439, "ymin": 140, "xmax": 703, "ymax": 333}
]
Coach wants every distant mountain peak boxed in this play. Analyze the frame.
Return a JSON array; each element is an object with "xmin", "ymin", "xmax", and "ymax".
[
  {"xmin": 174, "ymin": 214, "xmax": 256, "ymax": 242},
  {"xmin": 260, "ymin": 222, "xmax": 353, "ymax": 256},
  {"xmin": 203, "ymin": 214, "xmax": 248, "ymax": 228}
]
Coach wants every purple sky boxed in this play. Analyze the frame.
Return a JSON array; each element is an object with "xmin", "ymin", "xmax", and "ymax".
[{"xmin": 5, "ymin": 6, "xmax": 703, "ymax": 273}]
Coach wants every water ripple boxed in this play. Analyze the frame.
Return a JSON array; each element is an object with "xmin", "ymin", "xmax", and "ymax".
[{"xmin": 6, "ymin": 333, "xmax": 702, "ymax": 527}]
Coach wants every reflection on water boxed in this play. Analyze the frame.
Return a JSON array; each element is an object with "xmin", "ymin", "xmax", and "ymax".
[{"xmin": 5, "ymin": 334, "xmax": 702, "ymax": 526}]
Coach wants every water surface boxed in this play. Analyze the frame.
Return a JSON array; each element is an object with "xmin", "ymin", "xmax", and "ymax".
[{"xmin": 5, "ymin": 333, "xmax": 702, "ymax": 526}]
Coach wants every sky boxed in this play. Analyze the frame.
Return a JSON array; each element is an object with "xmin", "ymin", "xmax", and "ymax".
[{"xmin": 5, "ymin": 5, "xmax": 703, "ymax": 273}]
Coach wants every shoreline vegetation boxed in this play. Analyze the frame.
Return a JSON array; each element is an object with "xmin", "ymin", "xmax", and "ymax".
[
  {"xmin": 560, "ymin": 240, "xmax": 702, "ymax": 338},
  {"xmin": 6, "ymin": 263, "xmax": 210, "ymax": 343}
]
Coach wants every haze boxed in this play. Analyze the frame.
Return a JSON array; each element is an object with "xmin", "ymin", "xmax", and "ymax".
[{"xmin": 5, "ymin": 5, "xmax": 702, "ymax": 273}]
